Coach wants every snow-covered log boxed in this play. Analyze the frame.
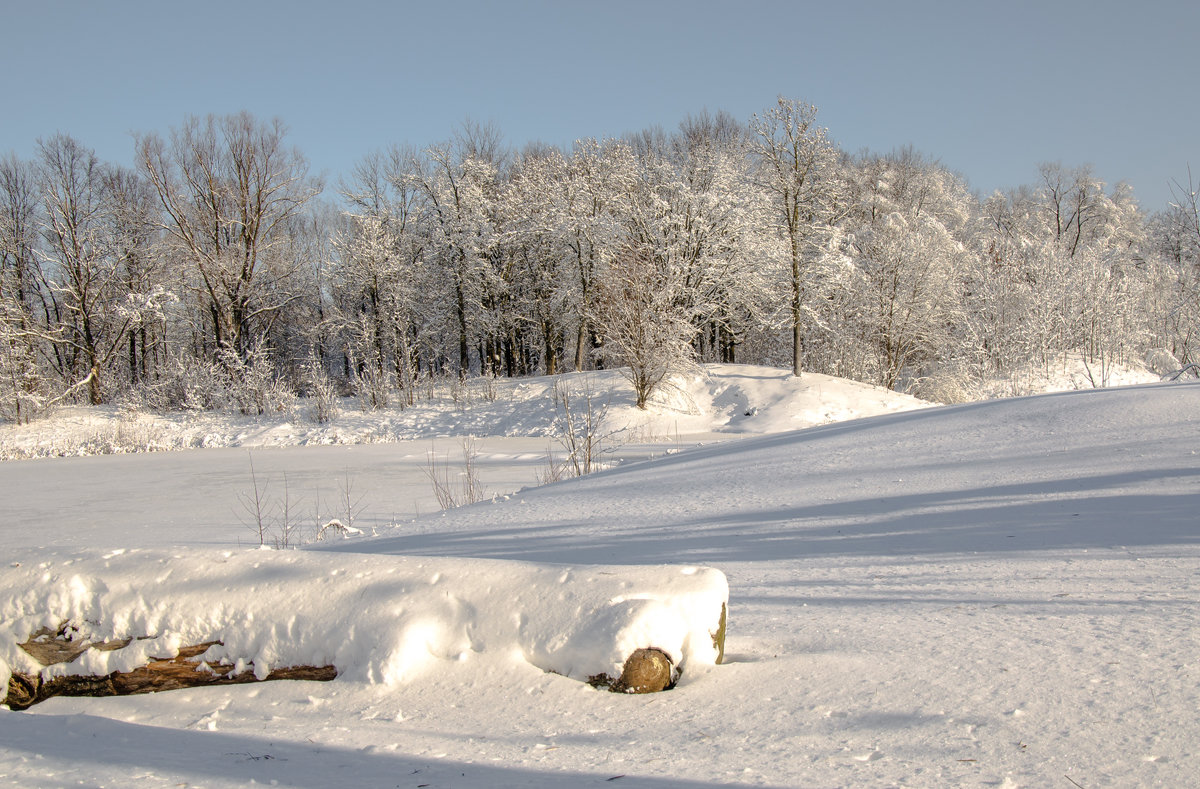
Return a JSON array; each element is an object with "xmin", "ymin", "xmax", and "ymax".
[
  {"xmin": 6, "ymin": 629, "xmax": 335, "ymax": 710},
  {"xmin": 1, "ymin": 550, "xmax": 728, "ymax": 708}
]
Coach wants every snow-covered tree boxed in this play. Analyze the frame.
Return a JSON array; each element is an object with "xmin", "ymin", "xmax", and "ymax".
[
  {"xmin": 411, "ymin": 123, "xmax": 506, "ymax": 376},
  {"xmin": 591, "ymin": 243, "xmax": 698, "ymax": 409},
  {"xmin": 668, "ymin": 111, "xmax": 772, "ymax": 363},
  {"xmin": 338, "ymin": 146, "xmax": 429, "ymax": 391},
  {"xmin": 560, "ymin": 139, "xmax": 637, "ymax": 370},
  {"xmin": 332, "ymin": 210, "xmax": 420, "ymax": 407},
  {"xmin": 2, "ymin": 105, "xmax": 1190, "ymax": 420},
  {"xmin": 845, "ymin": 149, "xmax": 973, "ymax": 390},
  {"xmin": 102, "ymin": 164, "xmax": 171, "ymax": 388},
  {"xmin": 749, "ymin": 97, "xmax": 848, "ymax": 377},
  {"xmin": 0, "ymin": 154, "xmax": 47, "ymax": 420},
  {"xmin": 1148, "ymin": 171, "xmax": 1200, "ymax": 366},
  {"xmin": 497, "ymin": 144, "xmax": 574, "ymax": 375}
]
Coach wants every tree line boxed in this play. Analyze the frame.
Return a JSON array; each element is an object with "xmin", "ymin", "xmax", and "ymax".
[{"xmin": 2, "ymin": 98, "xmax": 1197, "ymax": 421}]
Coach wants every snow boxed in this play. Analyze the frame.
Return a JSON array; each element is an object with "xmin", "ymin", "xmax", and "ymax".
[
  {"xmin": 970, "ymin": 352, "xmax": 1161, "ymax": 400},
  {"xmin": 0, "ymin": 552, "xmax": 726, "ymax": 690},
  {"xmin": 0, "ymin": 365, "xmax": 929, "ymax": 460},
  {"xmin": 1, "ymin": 365, "xmax": 1197, "ymax": 788}
]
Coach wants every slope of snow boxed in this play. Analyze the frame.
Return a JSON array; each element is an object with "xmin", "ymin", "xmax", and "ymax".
[
  {"xmin": 347, "ymin": 382, "xmax": 1198, "ymax": 564},
  {"xmin": 1, "ymin": 373, "xmax": 1197, "ymax": 788}
]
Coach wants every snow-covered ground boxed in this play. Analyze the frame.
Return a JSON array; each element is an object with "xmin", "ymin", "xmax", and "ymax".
[
  {"xmin": 0, "ymin": 365, "xmax": 928, "ymax": 460},
  {"xmin": 2, "ymin": 365, "xmax": 1197, "ymax": 788},
  {"xmin": 969, "ymin": 353, "xmax": 1163, "ymax": 400}
]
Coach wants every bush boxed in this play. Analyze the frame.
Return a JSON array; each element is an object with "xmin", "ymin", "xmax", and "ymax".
[
  {"xmin": 302, "ymin": 351, "xmax": 339, "ymax": 424},
  {"xmin": 138, "ymin": 352, "xmax": 228, "ymax": 412},
  {"xmin": 136, "ymin": 340, "xmax": 295, "ymax": 416}
]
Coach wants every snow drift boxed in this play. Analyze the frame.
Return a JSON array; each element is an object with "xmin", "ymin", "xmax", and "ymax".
[
  {"xmin": 0, "ymin": 550, "xmax": 727, "ymax": 702},
  {"xmin": 339, "ymin": 381, "xmax": 1200, "ymax": 565}
]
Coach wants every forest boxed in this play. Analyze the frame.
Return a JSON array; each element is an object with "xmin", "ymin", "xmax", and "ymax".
[{"xmin": 2, "ymin": 97, "xmax": 1198, "ymax": 422}]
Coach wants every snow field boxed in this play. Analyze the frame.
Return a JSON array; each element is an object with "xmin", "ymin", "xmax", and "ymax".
[
  {"xmin": 1, "ymin": 367, "xmax": 1196, "ymax": 788},
  {"xmin": 313, "ymin": 380, "xmax": 1200, "ymax": 787}
]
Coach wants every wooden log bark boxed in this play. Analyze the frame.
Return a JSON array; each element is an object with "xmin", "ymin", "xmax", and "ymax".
[
  {"xmin": 712, "ymin": 602, "xmax": 727, "ymax": 665},
  {"xmin": 5, "ymin": 627, "xmax": 336, "ymax": 711}
]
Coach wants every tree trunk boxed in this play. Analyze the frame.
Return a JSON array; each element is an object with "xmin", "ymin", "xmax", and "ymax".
[
  {"xmin": 791, "ymin": 232, "xmax": 804, "ymax": 378},
  {"xmin": 5, "ymin": 627, "xmax": 336, "ymax": 711},
  {"xmin": 456, "ymin": 279, "xmax": 469, "ymax": 376},
  {"xmin": 792, "ymin": 317, "xmax": 803, "ymax": 378}
]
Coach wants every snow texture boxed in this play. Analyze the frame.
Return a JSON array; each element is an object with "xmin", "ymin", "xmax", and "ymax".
[
  {"xmin": 0, "ymin": 366, "xmax": 1196, "ymax": 789},
  {"xmin": 0, "ymin": 552, "xmax": 726, "ymax": 691}
]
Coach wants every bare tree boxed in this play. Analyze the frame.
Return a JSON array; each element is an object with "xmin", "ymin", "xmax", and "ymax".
[
  {"xmin": 1039, "ymin": 162, "xmax": 1110, "ymax": 258},
  {"xmin": 36, "ymin": 134, "xmax": 133, "ymax": 404},
  {"xmin": 137, "ymin": 112, "xmax": 322, "ymax": 361}
]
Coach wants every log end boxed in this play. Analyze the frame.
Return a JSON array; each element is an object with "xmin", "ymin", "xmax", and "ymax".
[
  {"xmin": 588, "ymin": 647, "xmax": 675, "ymax": 694},
  {"xmin": 5, "ymin": 673, "xmax": 40, "ymax": 712}
]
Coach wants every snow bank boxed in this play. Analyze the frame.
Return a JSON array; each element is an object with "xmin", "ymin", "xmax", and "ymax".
[
  {"xmin": 0, "ymin": 550, "xmax": 727, "ymax": 699},
  {"xmin": 4, "ymin": 361, "xmax": 1172, "ymax": 462},
  {"xmin": 972, "ymin": 352, "xmax": 1160, "ymax": 399},
  {"xmin": 0, "ymin": 364, "xmax": 932, "ymax": 460}
]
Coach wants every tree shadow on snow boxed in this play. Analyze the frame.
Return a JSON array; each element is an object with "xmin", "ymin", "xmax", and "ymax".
[
  {"xmin": 359, "ymin": 466, "xmax": 1200, "ymax": 565},
  {"xmin": 0, "ymin": 709, "xmax": 760, "ymax": 789}
]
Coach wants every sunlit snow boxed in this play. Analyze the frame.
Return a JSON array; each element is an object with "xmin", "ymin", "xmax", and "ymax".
[{"xmin": 1, "ymin": 365, "xmax": 1196, "ymax": 788}]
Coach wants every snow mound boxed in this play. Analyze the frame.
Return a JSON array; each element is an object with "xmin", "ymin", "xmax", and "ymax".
[
  {"xmin": 0, "ymin": 550, "xmax": 727, "ymax": 696},
  {"xmin": 687, "ymin": 364, "xmax": 932, "ymax": 433}
]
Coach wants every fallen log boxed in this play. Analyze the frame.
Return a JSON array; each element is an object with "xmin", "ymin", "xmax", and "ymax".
[
  {"xmin": 3, "ymin": 552, "xmax": 729, "ymax": 706},
  {"xmin": 5, "ymin": 625, "xmax": 335, "ymax": 711}
]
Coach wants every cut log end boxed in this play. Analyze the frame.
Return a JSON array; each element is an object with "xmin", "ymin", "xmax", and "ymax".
[
  {"xmin": 589, "ymin": 647, "xmax": 676, "ymax": 694},
  {"xmin": 614, "ymin": 647, "xmax": 674, "ymax": 693}
]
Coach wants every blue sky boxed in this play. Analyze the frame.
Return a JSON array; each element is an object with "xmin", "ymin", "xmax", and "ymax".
[{"xmin": 3, "ymin": 0, "xmax": 1196, "ymax": 210}]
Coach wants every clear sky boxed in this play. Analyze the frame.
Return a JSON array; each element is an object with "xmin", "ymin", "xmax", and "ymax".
[{"xmin": 2, "ymin": 0, "xmax": 1196, "ymax": 211}]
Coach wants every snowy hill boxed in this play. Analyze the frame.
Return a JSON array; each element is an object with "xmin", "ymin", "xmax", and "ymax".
[
  {"xmin": 1, "ymin": 376, "xmax": 1198, "ymax": 788},
  {"xmin": 347, "ymin": 381, "xmax": 1199, "ymax": 564}
]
